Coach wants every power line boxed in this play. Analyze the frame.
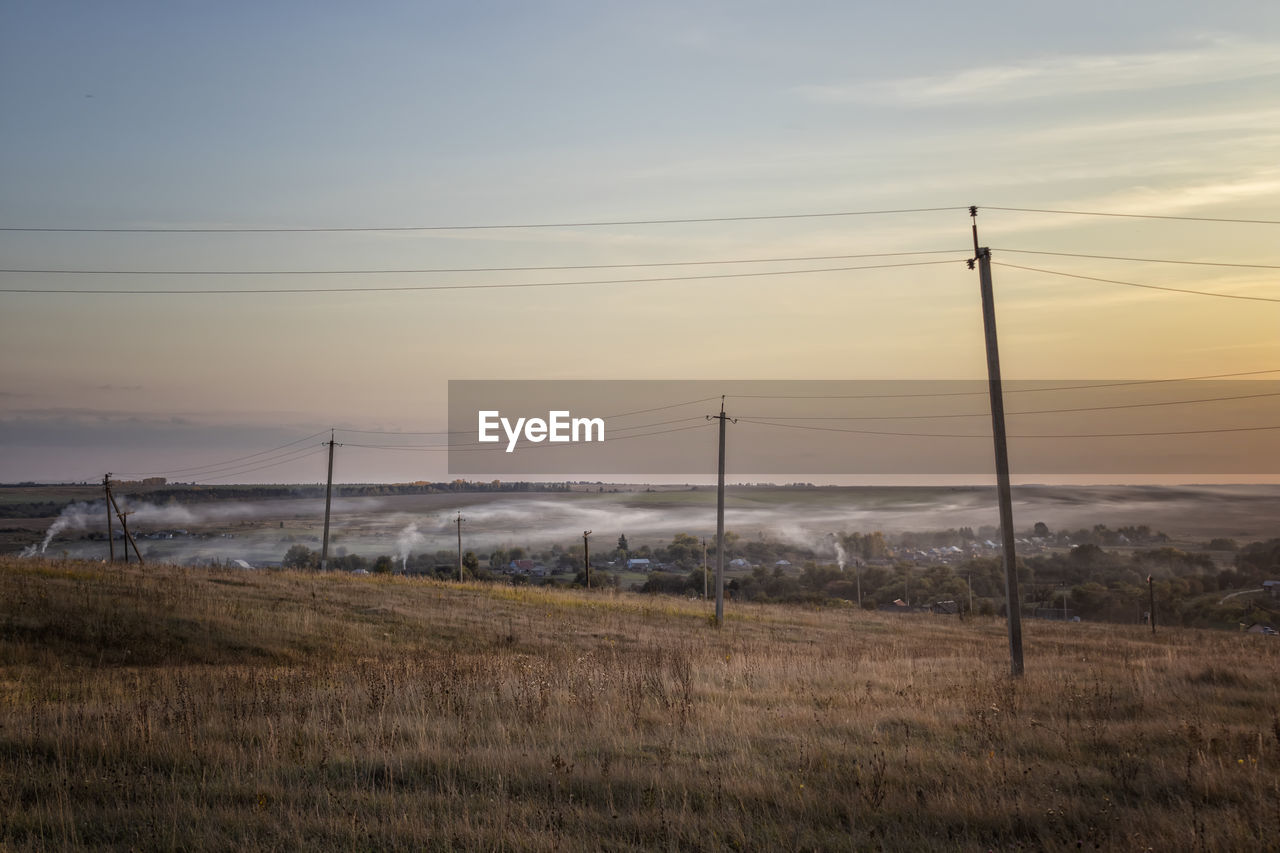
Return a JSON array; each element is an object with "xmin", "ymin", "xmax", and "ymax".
[
  {"xmin": 994, "ymin": 261, "xmax": 1280, "ymax": 304},
  {"xmin": 0, "ymin": 249, "xmax": 968, "ymax": 276},
  {"xmin": 113, "ymin": 430, "xmax": 330, "ymax": 478},
  {"xmin": 343, "ymin": 421, "xmax": 712, "ymax": 452},
  {"xmin": 125, "ymin": 443, "xmax": 329, "ymax": 483},
  {"xmin": 736, "ymin": 389, "xmax": 1280, "ymax": 421},
  {"xmin": 332, "ymin": 397, "xmax": 723, "ymax": 438},
  {"xmin": 726, "ymin": 368, "xmax": 1280, "ymax": 401},
  {"xmin": 0, "ymin": 206, "xmax": 967, "ymax": 234},
  {"xmin": 0, "ymin": 259, "xmax": 962, "ymax": 295},
  {"xmin": 196, "ymin": 446, "xmax": 329, "ymax": 481},
  {"xmin": 737, "ymin": 417, "xmax": 1280, "ymax": 439},
  {"xmin": 328, "ymin": 377, "xmax": 1280, "ymax": 438},
  {"xmin": 323, "ymin": 382, "xmax": 1280, "ymax": 445},
  {"xmin": 344, "ymin": 417, "xmax": 711, "ymax": 451},
  {"xmin": 584, "ymin": 397, "xmax": 724, "ymax": 420},
  {"xmin": 178, "ymin": 444, "xmax": 329, "ymax": 480},
  {"xmin": 982, "ymin": 206, "xmax": 1280, "ymax": 226},
  {"xmin": 735, "ymin": 418, "xmax": 981, "ymax": 438},
  {"xmin": 993, "ymin": 248, "xmax": 1280, "ymax": 270},
  {"xmin": 1013, "ymin": 424, "xmax": 1280, "ymax": 439}
]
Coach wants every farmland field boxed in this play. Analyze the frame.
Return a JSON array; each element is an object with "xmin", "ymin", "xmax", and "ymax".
[{"xmin": 1, "ymin": 556, "xmax": 1278, "ymax": 850}]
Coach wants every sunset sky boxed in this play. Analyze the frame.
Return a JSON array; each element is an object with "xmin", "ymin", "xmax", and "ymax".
[{"xmin": 2, "ymin": 1, "xmax": 1279, "ymax": 483}]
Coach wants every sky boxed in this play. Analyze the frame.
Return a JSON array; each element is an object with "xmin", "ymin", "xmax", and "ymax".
[{"xmin": 2, "ymin": 0, "xmax": 1279, "ymax": 484}]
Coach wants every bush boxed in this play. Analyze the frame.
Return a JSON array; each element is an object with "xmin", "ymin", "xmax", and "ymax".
[{"xmin": 282, "ymin": 544, "xmax": 317, "ymax": 570}]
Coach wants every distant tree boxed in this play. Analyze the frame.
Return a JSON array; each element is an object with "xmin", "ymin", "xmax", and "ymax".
[
  {"xmin": 638, "ymin": 571, "xmax": 693, "ymax": 595},
  {"xmin": 332, "ymin": 553, "xmax": 368, "ymax": 573},
  {"xmin": 1033, "ymin": 522, "xmax": 1051, "ymax": 538},
  {"xmin": 372, "ymin": 555, "xmax": 394, "ymax": 574},
  {"xmin": 282, "ymin": 544, "xmax": 317, "ymax": 570},
  {"xmin": 1070, "ymin": 543, "xmax": 1107, "ymax": 567},
  {"xmin": 463, "ymin": 551, "xmax": 479, "ymax": 573},
  {"xmin": 1235, "ymin": 539, "xmax": 1280, "ymax": 578}
]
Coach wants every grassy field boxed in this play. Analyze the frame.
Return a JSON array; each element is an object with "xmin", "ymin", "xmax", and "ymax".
[{"xmin": 1, "ymin": 557, "xmax": 1278, "ymax": 851}]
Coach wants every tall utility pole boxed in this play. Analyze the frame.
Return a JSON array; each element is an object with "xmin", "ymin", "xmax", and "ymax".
[
  {"xmin": 707, "ymin": 397, "xmax": 735, "ymax": 627},
  {"xmin": 456, "ymin": 512, "xmax": 464, "ymax": 581},
  {"xmin": 971, "ymin": 206, "xmax": 1024, "ymax": 677},
  {"xmin": 103, "ymin": 473, "xmax": 115, "ymax": 562},
  {"xmin": 320, "ymin": 431, "xmax": 338, "ymax": 571},
  {"xmin": 583, "ymin": 530, "xmax": 592, "ymax": 589}
]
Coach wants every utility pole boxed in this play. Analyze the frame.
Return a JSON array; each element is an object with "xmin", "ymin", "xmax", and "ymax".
[
  {"xmin": 106, "ymin": 489, "xmax": 143, "ymax": 564},
  {"xmin": 971, "ymin": 206, "xmax": 1024, "ymax": 677},
  {"xmin": 120, "ymin": 510, "xmax": 130, "ymax": 564},
  {"xmin": 104, "ymin": 473, "xmax": 115, "ymax": 562},
  {"xmin": 707, "ymin": 396, "xmax": 735, "ymax": 627},
  {"xmin": 583, "ymin": 530, "xmax": 592, "ymax": 589},
  {"xmin": 456, "ymin": 512, "xmax": 464, "ymax": 581},
  {"xmin": 320, "ymin": 431, "xmax": 338, "ymax": 571}
]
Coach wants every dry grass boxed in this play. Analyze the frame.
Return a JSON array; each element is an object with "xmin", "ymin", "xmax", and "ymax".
[{"xmin": 1, "ymin": 556, "xmax": 1278, "ymax": 851}]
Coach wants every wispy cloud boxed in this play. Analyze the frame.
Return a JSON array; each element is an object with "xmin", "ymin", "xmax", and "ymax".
[
  {"xmin": 798, "ymin": 38, "xmax": 1280, "ymax": 105},
  {"xmin": 1013, "ymin": 106, "xmax": 1280, "ymax": 148},
  {"xmin": 1096, "ymin": 174, "xmax": 1280, "ymax": 217}
]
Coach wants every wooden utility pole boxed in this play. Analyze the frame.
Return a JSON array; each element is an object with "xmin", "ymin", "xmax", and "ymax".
[
  {"xmin": 583, "ymin": 530, "xmax": 592, "ymax": 589},
  {"xmin": 106, "ymin": 489, "xmax": 143, "ymax": 564},
  {"xmin": 971, "ymin": 206, "xmax": 1024, "ymax": 677},
  {"xmin": 456, "ymin": 512, "xmax": 464, "ymax": 581},
  {"xmin": 119, "ymin": 511, "xmax": 134, "ymax": 564},
  {"xmin": 104, "ymin": 473, "xmax": 115, "ymax": 562},
  {"xmin": 320, "ymin": 431, "xmax": 337, "ymax": 570},
  {"xmin": 707, "ymin": 397, "xmax": 734, "ymax": 627}
]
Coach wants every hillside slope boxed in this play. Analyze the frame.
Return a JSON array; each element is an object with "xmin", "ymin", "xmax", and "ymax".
[{"xmin": 1, "ymin": 557, "xmax": 1277, "ymax": 850}]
